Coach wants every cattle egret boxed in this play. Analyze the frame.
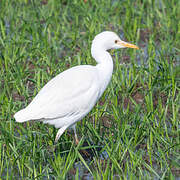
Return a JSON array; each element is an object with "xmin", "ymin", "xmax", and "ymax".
[{"xmin": 14, "ymin": 31, "xmax": 139, "ymax": 144}]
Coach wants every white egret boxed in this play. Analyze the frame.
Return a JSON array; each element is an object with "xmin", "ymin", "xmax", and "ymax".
[{"xmin": 14, "ymin": 31, "xmax": 139, "ymax": 144}]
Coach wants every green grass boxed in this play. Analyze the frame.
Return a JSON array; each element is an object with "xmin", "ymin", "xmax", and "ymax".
[{"xmin": 0, "ymin": 0, "xmax": 179, "ymax": 179}]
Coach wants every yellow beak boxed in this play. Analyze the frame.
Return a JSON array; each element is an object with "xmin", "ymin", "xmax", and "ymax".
[{"xmin": 117, "ymin": 40, "xmax": 139, "ymax": 49}]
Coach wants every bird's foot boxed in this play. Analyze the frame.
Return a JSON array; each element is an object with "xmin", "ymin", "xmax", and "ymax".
[{"xmin": 79, "ymin": 149, "xmax": 90, "ymax": 157}]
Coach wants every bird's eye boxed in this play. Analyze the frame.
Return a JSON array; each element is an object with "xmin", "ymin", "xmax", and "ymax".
[{"xmin": 115, "ymin": 40, "xmax": 118, "ymax": 43}]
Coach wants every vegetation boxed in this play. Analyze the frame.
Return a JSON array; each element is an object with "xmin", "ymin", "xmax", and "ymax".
[{"xmin": 0, "ymin": 0, "xmax": 179, "ymax": 179}]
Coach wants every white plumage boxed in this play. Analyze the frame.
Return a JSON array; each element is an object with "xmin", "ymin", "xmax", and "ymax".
[{"xmin": 14, "ymin": 31, "xmax": 139, "ymax": 143}]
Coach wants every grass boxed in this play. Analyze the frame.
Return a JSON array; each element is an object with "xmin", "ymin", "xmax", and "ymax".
[{"xmin": 0, "ymin": 0, "xmax": 179, "ymax": 179}]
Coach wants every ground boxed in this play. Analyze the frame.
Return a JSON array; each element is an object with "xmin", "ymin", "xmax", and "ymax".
[{"xmin": 0, "ymin": 0, "xmax": 179, "ymax": 179}]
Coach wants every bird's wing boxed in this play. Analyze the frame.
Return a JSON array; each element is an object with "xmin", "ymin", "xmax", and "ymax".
[{"xmin": 15, "ymin": 65, "xmax": 100, "ymax": 122}]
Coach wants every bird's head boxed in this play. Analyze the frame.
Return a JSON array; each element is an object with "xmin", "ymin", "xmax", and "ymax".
[{"xmin": 92, "ymin": 31, "xmax": 139, "ymax": 51}]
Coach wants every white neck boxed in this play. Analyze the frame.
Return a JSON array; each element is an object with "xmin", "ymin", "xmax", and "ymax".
[{"xmin": 91, "ymin": 45, "xmax": 113, "ymax": 97}]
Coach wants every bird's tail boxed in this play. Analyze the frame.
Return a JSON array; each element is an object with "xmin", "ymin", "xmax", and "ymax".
[{"xmin": 14, "ymin": 109, "xmax": 29, "ymax": 123}]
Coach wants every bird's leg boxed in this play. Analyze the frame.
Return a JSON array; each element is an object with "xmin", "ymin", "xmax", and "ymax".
[
  {"xmin": 72, "ymin": 125, "xmax": 79, "ymax": 145},
  {"xmin": 72, "ymin": 124, "xmax": 90, "ymax": 157},
  {"xmin": 55, "ymin": 125, "xmax": 69, "ymax": 143}
]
